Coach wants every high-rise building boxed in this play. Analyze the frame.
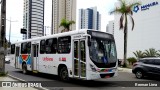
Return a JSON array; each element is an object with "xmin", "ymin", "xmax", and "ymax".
[
  {"xmin": 23, "ymin": 0, "xmax": 44, "ymax": 39},
  {"xmin": 106, "ymin": 20, "xmax": 114, "ymax": 35},
  {"xmin": 51, "ymin": 0, "xmax": 76, "ymax": 34},
  {"xmin": 79, "ymin": 7, "xmax": 101, "ymax": 30}
]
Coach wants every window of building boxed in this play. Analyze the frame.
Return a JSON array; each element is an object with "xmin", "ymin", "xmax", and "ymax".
[
  {"xmin": 58, "ymin": 36, "xmax": 71, "ymax": 54},
  {"xmin": 11, "ymin": 44, "xmax": 15, "ymax": 54},
  {"xmin": 40, "ymin": 40, "xmax": 46, "ymax": 54}
]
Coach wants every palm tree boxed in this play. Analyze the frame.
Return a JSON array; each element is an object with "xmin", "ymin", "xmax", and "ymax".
[
  {"xmin": 157, "ymin": 50, "xmax": 160, "ymax": 57},
  {"xmin": 59, "ymin": 18, "xmax": 75, "ymax": 33},
  {"xmin": 110, "ymin": 0, "xmax": 141, "ymax": 67},
  {"xmin": 144, "ymin": 48, "xmax": 159, "ymax": 57},
  {"xmin": 133, "ymin": 50, "xmax": 144, "ymax": 59}
]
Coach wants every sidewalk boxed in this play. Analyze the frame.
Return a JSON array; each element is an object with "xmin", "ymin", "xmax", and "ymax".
[
  {"xmin": 0, "ymin": 76, "xmax": 37, "ymax": 90},
  {"xmin": 118, "ymin": 67, "xmax": 132, "ymax": 73}
]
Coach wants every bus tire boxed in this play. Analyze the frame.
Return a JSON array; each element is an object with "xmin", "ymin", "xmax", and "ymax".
[
  {"xmin": 60, "ymin": 67, "xmax": 69, "ymax": 81},
  {"xmin": 22, "ymin": 63, "xmax": 27, "ymax": 74}
]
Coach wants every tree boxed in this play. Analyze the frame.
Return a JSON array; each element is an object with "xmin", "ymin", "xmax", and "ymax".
[
  {"xmin": 110, "ymin": 0, "xmax": 141, "ymax": 67},
  {"xmin": 157, "ymin": 50, "xmax": 160, "ymax": 57},
  {"xmin": 127, "ymin": 57, "xmax": 137, "ymax": 65},
  {"xmin": 59, "ymin": 18, "xmax": 75, "ymax": 33},
  {"xmin": 144, "ymin": 48, "xmax": 159, "ymax": 57},
  {"xmin": 133, "ymin": 50, "xmax": 144, "ymax": 59}
]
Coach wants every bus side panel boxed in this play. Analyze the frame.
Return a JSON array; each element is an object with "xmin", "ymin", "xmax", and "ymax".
[
  {"xmin": 56, "ymin": 54, "xmax": 72, "ymax": 77},
  {"xmin": 38, "ymin": 53, "xmax": 72, "ymax": 76},
  {"xmin": 38, "ymin": 54, "xmax": 53, "ymax": 74}
]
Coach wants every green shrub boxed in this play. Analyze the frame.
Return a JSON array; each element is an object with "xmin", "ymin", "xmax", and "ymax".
[
  {"xmin": 0, "ymin": 72, "xmax": 8, "ymax": 77},
  {"xmin": 127, "ymin": 57, "xmax": 137, "ymax": 65}
]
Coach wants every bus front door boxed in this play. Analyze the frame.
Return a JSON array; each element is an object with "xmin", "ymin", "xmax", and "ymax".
[
  {"xmin": 73, "ymin": 40, "xmax": 86, "ymax": 79},
  {"xmin": 32, "ymin": 44, "xmax": 39, "ymax": 71}
]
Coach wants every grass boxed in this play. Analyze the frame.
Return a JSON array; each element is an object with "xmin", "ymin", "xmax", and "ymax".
[{"xmin": 0, "ymin": 72, "xmax": 8, "ymax": 77}]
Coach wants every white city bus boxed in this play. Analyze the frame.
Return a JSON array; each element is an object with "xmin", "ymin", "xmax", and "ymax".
[{"xmin": 9, "ymin": 29, "xmax": 118, "ymax": 80}]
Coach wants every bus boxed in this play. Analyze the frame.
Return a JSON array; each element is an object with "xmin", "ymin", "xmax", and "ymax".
[{"xmin": 9, "ymin": 29, "xmax": 118, "ymax": 80}]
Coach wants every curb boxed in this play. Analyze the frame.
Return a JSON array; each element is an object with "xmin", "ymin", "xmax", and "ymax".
[
  {"xmin": 118, "ymin": 68, "xmax": 123, "ymax": 71},
  {"xmin": 118, "ymin": 68, "xmax": 132, "ymax": 73},
  {"xmin": 8, "ymin": 74, "xmax": 48, "ymax": 90}
]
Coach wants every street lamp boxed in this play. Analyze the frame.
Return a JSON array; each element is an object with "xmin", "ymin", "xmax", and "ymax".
[{"xmin": 6, "ymin": 17, "xmax": 18, "ymax": 47}]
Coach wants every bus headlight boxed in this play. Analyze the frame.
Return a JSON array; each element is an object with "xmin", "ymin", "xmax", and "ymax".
[{"xmin": 90, "ymin": 64, "xmax": 97, "ymax": 72}]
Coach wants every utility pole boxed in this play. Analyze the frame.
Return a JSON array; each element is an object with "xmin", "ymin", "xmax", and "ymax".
[
  {"xmin": 51, "ymin": 0, "xmax": 53, "ymax": 34},
  {"xmin": 0, "ymin": 0, "xmax": 6, "ymax": 73},
  {"xmin": 6, "ymin": 17, "xmax": 18, "ymax": 47}
]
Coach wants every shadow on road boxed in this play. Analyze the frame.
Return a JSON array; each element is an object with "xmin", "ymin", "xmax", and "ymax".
[{"xmin": 12, "ymin": 71, "xmax": 115, "ymax": 87}]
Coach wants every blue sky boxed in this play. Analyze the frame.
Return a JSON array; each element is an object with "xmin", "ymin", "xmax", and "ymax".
[{"xmin": 5, "ymin": 0, "xmax": 117, "ymax": 42}]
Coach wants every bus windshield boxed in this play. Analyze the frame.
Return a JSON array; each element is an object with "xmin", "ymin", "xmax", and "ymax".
[{"xmin": 89, "ymin": 37, "xmax": 117, "ymax": 68}]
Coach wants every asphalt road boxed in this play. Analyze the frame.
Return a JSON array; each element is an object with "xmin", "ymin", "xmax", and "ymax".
[{"xmin": 5, "ymin": 64, "xmax": 160, "ymax": 90}]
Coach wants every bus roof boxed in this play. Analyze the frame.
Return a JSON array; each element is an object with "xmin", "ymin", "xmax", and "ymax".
[{"xmin": 12, "ymin": 29, "xmax": 112, "ymax": 44}]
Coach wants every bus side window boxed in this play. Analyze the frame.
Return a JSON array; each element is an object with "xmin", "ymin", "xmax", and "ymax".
[
  {"xmin": 27, "ymin": 42, "xmax": 31, "ymax": 54},
  {"xmin": 45, "ymin": 38, "xmax": 57, "ymax": 54},
  {"xmin": 52, "ymin": 38, "xmax": 57, "ymax": 53},
  {"xmin": 58, "ymin": 36, "xmax": 71, "ymax": 54},
  {"xmin": 40, "ymin": 40, "xmax": 46, "ymax": 54},
  {"xmin": 46, "ymin": 39, "xmax": 52, "ymax": 54},
  {"xmin": 21, "ymin": 42, "xmax": 27, "ymax": 54},
  {"xmin": 11, "ymin": 44, "xmax": 15, "ymax": 54}
]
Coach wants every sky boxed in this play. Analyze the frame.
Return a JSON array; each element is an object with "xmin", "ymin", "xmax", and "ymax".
[{"xmin": 5, "ymin": 0, "xmax": 117, "ymax": 42}]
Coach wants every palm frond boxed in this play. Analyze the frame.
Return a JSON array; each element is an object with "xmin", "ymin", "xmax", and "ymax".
[
  {"xmin": 110, "ymin": 8, "xmax": 122, "ymax": 15},
  {"xmin": 119, "ymin": 14, "xmax": 124, "ymax": 30},
  {"xmin": 68, "ymin": 21, "xmax": 75, "ymax": 25},
  {"xmin": 128, "ymin": 14, "xmax": 135, "ymax": 30},
  {"xmin": 133, "ymin": 50, "xmax": 144, "ymax": 59},
  {"xmin": 59, "ymin": 18, "xmax": 75, "ymax": 32},
  {"xmin": 129, "ymin": 2, "xmax": 141, "ymax": 9},
  {"xmin": 144, "ymin": 48, "xmax": 158, "ymax": 57}
]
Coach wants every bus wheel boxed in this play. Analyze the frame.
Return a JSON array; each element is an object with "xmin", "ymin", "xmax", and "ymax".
[
  {"xmin": 22, "ymin": 64, "xmax": 27, "ymax": 74},
  {"xmin": 60, "ymin": 67, "xmax": 69, "ymax": 81}
]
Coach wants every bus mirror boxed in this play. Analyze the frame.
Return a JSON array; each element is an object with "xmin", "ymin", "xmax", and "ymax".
[{"xmin": 88, "ymin": 36, "xmax": 91, "ymax": 46}]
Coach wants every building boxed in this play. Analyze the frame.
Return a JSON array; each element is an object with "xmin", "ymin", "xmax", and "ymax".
[
  {"xmin": 114, "ymin": 0, "xmax": 160, "ymax": 59},
  {"xmin": 106, "ymin": 20, "xmax": 114, "ymax": 35},
  {"xmin": 79, "ymin": 7, "xmax": 101, "ymax": 30},
  {"xmin": 51, "ymin": 0, "xmax": 76, "ymax": 34},
  {"xmin": 23, "ymin": 0, "xmax": 44, "ymax": 39}
]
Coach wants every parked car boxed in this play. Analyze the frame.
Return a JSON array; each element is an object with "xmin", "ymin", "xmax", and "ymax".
[
  {"xmin": 132, "ymin": 57, "xmax": 160, "ymax": 79},
  {"xmin": 5, "ymin": 56, "xmax": 11, "ymax": 64}
]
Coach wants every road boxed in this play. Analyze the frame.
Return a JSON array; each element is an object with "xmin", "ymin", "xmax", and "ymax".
[{"xmin": 5, "ymin": 64, "xmax": 160, "ymax": 90}]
